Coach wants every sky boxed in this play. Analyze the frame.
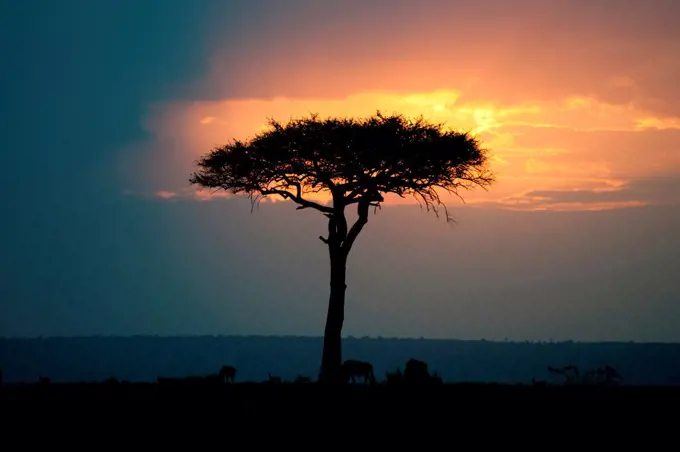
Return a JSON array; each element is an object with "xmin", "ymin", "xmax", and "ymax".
[{"xmin": 1, "ymin": 0, "xmax": 679, "ymax": 341}]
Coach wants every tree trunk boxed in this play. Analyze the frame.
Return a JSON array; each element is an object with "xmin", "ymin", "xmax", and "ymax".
[
  {"xmin": 319, "ymin": 248, "xmax": 348, "ymax": 383},
  {"xmin": 317, "ymin": 199, "xmax": 370, "ymax": 384}
]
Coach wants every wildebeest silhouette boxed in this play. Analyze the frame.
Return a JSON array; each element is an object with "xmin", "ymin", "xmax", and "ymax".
[{"xmin": 342, "ymin": 359, "xmax": 376, "ymax": 384}]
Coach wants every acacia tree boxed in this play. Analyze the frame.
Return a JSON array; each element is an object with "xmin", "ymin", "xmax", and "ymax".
[{"xmin": 189, "ymin": 112, "xmax": 494, "ymax": 383}]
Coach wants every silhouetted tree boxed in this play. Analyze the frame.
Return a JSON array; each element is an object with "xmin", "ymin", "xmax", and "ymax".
[{"xmin": 190, "ymin": 112, "xmax": 494, "ymax": 383}]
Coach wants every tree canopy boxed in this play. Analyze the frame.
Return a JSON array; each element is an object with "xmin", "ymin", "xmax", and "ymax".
[
  {"xmin": 189, "ymin": 112, "xmax": 495, "ymax": 222},
  {"xmin": 190, "ymin": 111, "xmax": 496, "ymax": 382}
]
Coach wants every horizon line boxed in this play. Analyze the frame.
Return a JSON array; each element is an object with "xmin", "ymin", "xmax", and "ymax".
[{"xmin": 1, "ymin": 334, "xmax": 678, "ymax": 345}]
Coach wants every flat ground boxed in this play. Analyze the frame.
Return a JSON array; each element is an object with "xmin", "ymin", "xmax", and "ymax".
[
  {"xmin": 3, "ymin": 383, "xmax": 679, "ymax": 432},
  {"xmin": 3, "ymin": 381, "xmax": 680, "ymax": 406}
]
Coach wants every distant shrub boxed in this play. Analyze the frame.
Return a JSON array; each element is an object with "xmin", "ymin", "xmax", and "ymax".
[{"xmin": 547, "ymin": 365, "xmax": 622, "ymax": 386}]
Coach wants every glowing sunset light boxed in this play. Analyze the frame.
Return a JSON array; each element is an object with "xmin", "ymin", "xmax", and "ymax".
[
  {"xmin": 7, "ymin": 0, "xmax": 680, "ymax": 344},
  {"xmin": 119, "ymin": 0, "xmax": 680, "ymax": 214},
  {"xmin": 134, "ymin": 88, "xmax": 680, "ymax": 212}
]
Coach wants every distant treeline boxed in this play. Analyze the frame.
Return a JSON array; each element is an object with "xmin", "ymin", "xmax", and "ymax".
[{"xmin": 1, "ymin": 336, "xmax": 679, "ymax": 385}]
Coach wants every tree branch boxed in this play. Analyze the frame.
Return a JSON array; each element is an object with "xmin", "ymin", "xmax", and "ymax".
[
  {"xmin": 190, "ymin": 112, "xmax": 495, "ymax": 234},
  {"xmin": 341, "ymin": 201, "xmax": 370, "ymax": 255},
  {"xmin": 261, "ymin": 188, "xmax": 333, "ymax": 213}
]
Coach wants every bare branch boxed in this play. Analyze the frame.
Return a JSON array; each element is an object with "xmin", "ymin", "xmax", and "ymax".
[
  {"xmin": 341, "ymin": 201, "xmax": 370, "ymax": 255},
  {"xmin": 260, "ymin": 188, "xmax": 333, "ymax": 213}
]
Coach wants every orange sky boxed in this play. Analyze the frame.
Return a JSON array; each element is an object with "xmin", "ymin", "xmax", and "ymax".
[{"xmin": 124, "ymin": 0, "xmax": 680, "ymax": 213}]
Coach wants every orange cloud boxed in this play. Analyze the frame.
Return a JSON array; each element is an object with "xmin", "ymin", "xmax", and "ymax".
[
  {"xmin": 503, "ymin": 201, "xmax": 647, "ymax": 212},
  {"xmin": 119, "ymin": 1, "xmax": 680, "ymax": 212},
  {"xmin": 125, "ymin": 90, "xmax": 680, "ymax": 211},
  {"xmin": 196, "ymin": 0, "xmax": 680, "ymax": 117},
  {"xmin": 635, "ymin": 117, "xmax": 680, "ymax": 131},
  {"xmin": 155, "ymin": 190, "xmax": 177, "ymax": 199},
  {"xmin": 192, "ymin": 187, "xmax": 232, "ymax": 202}
]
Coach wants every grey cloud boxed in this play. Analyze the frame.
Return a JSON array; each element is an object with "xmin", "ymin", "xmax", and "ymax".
[
  {"xmin": 191, "ymin": 0, "xmax": 680, "ymax": 117},
  {"xmin": 503, "ymin": 175, "xmax": 680, "ymax": 208}
]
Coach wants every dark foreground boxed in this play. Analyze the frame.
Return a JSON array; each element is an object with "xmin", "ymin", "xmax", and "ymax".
[
  {"xmin": 3, "ymin": 384, "xmax": 675, "ymax": 444},
  {"xmin": 3, "ymin": 382, "xmax": 680, "ymax": 409},
  {"xmin": 3, "ymin": 384, "xmax": 679, "ymax": 439}
]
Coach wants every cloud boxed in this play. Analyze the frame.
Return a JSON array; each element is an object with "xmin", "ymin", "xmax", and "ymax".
[
  {"xmin": 506, "ymin": 201, "xmax": 647, "ymax": 212},
  {"xmin": 191, "ymin": 0, "xmax": 680, "ymax": 117},
  {"xmin": 115, "ymin": 0, "xmax": 680, "ymax": 213},
  {"xmin": 155, "ymin": 190, "xmax": 177, "ymax": 199},
  {"xmin": 117, "ymin": 90, "xmax": 680, "ymax": 213},
  {"xmin": 635, "ymin": 117, "xmax": 680, "ymax": 131},
  {"xmin": 523, "ymin": 158, "xmax": 612, "ymax": 179},
  {"xmin": 497, "ymin": 175, "xmax": 680, "ymax": 211},
  {"xmin": 191, "ymin": 186, "xmax": 235, "ymax": 202}
]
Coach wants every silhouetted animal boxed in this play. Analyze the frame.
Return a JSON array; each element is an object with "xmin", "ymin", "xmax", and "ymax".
[
  {"xmin": 548, "ymin": 364, "xmax": 621, "ymax": 386},
  {"xmin": 341, "ymin": 360, "xmax": 376, "ymax": 384},
  {"xmin": 294, "ymin": 375, "xmax": 312, "ymax": 384},
  {"xmin": 603, "ymin": 365, "xmax": 622, "ymax": 385},
  {"xmin": 548, "ymin": 365, "xmax": 581, "ymax": 385},
  {"xmin": 564, "ymin": 365, "xmax": 580, "ymax": 382},
  {"xmin": 585, "ymin": 365, "xmax": 622, "ymax": 386},
  {"xmin": 385, "ymin": 368, "xmax": 404, "ymax": 384},
  {"xmin": 532, "ymin": 377, "xmax": 547, "ymax": 387},
  {"xmin": 430, "ymin": 371, "xmax": 444, "ymax": 384},
  {"xmin": 404, "ymin": 358, "xmax": 430, "ymax": 383},
  {"xmin": 267, "ymin": 373, "xmax": 282, "ymax": 384},
  {"xmin": 219, "ymin": 365, "xmax": 236, "ymax": 383}
]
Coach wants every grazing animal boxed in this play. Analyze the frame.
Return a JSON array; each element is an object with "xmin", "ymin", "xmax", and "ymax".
[
  {"xmin": 532, "ymin": 377, "xmax": 547, "ymax": 387},
  {"xmin": 219, "ymin": 365, "xmax": 236, "ymax": 384},
  {"xmin": 404, "ymin": 358, "xmax": 430, "ymax": 383},
  {"xmin": 341, "ymin": 359, "xmax": 376, "ymax": 384},
  {"xmin": 586, "ymin": 365, "xmax": 622, "ymax": 386},
  {"xmin": 385, "ymin": 368, "xmax": 404, "ymax": 384},
  {"xmin": 430, "ymin": 371, "xmax": 444, "ymax": 384},
  {"xmin": 603, "ymin": 365, "xmax": 622, "ymax": 385},
  {"xmin": 267, "ymin": 373, "xmax": 282, "ymax": 384},
  {"xmin": 548, "ymin": 365, "xmax": 581, "ymax": 385}
]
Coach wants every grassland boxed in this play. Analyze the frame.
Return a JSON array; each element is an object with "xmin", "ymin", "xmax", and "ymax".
[{"xmin": 3, "ymin": 380, "xmax": 679, "ymax": 406}]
